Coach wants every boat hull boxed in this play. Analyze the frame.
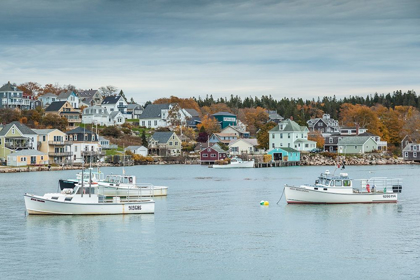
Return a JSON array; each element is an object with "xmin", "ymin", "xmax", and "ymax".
[
  {"xmin": 213, "ymin": 161, "xmax": 255, "ymax": 169},
  {"xmin": 285, "ymin": 186, "xmax": 398, "ymax": 204},
  {"xmin": 24, "ymin": 194, "xmax": 155, "ymax": 215}
]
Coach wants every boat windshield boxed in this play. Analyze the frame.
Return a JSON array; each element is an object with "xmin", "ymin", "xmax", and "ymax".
[{"xmin": 104, "ymin": 175, "xmax": 122, "ymax": 183}]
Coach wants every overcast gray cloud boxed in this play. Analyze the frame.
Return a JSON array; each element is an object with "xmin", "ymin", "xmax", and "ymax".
[{"xmin": 0, "ymin": 0, "xmax": 419, "ymax": 102}]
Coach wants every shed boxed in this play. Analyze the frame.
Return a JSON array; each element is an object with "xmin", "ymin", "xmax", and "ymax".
[{"xmin": 267, "ymin": 147, "xmax": 300, "ymax": 162}]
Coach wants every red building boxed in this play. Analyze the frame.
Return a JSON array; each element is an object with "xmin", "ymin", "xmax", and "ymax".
[{"xmin": 200, "ymin": 144, "xmax": 227, "ymax": 165}]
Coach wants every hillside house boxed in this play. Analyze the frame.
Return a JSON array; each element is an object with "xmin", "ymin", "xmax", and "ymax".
[
  {"xmin": 200, "ymin": 143, "xmax": 227, "ymax": 164},
  {"xmin": 269, "ymin": 119, "xmax": 316, "ymax": 152}
]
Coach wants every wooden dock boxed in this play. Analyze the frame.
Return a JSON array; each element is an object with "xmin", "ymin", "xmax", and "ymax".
[{"xmin": 255, "ymin": 161, "xmax": 300, "ymax": 168}]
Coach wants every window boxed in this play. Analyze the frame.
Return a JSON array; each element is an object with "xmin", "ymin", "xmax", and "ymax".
[
  {"xmin": 329, "ymin": 138, "xmax": 333, "ymax": 144},
  {"xmin": 305, "ymin": 144, "xmax": 308, "ymax": 148},
  {"xmin": 92, "ymin": 135, "xmax": 95, "ymax": 141},
  {"xmin": 202, "ymin": 153, "xmax": 208, "ymax": 157},
  {"xmin": 21, "ymin": 157, "xmax": 26, "ymax": 162},
  {"xmin": 414, "ymin": 146, "xmax": 418, "ymax": 151},
  {"xmin": 74, "ymin": 134, "xmax": 77, "ymax": 141},
  {"xmin": 288, "ymin": 133, "xmax": 290, "ymax": 138},
  {"xmin": 12, "ymin": 128, "xmax": 15, "ymax": 134},
  {"xmin": 414, "ymin": 152, "xmax": 418, "ymax": 158},
  {"xmin": 175, "ymin": 142, "xmax": 178, "ymax": 145},
  {"xmin": 154, "ymin": 120, "xmax": 157, "ymax": 126},
  {"xmin": 335, "ymin": 180, "xmax": 342, "ymax": 187},
  {"xmin": 41, "ymin": 156, "xmax": 43, "ymax": 160},
  {"xmin": 85, "ymin": 134, "xmax": 88, "ymax": 141},
  {"xmin": 169, "ymin": 142, "xmax": 173, "ymax": 145},
  {"xmin": 280, "ymin": 133, "xmax": 283, "ymax": 139},
  {"xmin": 75, "ymin": 146, "xmax": 77, "ymax": 152},
  {"xmin": 210, "ymin": 154, "xmax": 216, "ymax": 157},
  {"xmin": 355, "ymin": 146, "xmax": 357, "ymax": 149},
  {"xmin": 142, "ymin": 121, "xmax": 145, "ymax": 126},
  {"xmin": 272, "ymin": 143, "xmax": 275, "ymax": 148},
  {"xmin": 43, "ymin": 135, "xmax": 46, "ymax": 142},
  {"xmin": 148, "ymin": 121, "xmax": 151, "ymax": 127},
  {"xmin": 272, "ymin": 134, "xmax": 274, "ymax": 139}
]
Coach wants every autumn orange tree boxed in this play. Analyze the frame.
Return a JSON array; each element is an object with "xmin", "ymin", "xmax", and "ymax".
[
  {"xmin": 256, "ymin": 122, "xmax": 277, "ymax": 149},
  {"xmin": 18, "ymin": 82, "xmax": 42, "ymax": 96},
  {"xmin": 339, "ymin": 103, "xmax": 381, "ymax": 136},
  {"xmin": 196, "ymin": 115, "xmax": 221, "ymax": 134},
  {"xmin": 237, "ymin": 107, "xmax": 269, "ymax": 136},
  {"xmin": 308, "ymin": 130, "xmax": 325, "ymax": 149},
  {"xmin": 154, "ymin": 96, "xmax": 201, "ymax": 113}
]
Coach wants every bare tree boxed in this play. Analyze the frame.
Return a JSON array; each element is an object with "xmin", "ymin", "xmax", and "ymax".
[{"xmin": 99, "ymin": 85, "xmax": 118, "ymax": 97}]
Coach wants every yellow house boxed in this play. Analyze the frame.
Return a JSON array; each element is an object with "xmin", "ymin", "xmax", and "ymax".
[
  {"xmin": 44, "ymin": 101, "xmax": 81, "ymax": 128},
  {"xmin": 7, "ymin": 150, "xmax": 48, "ymax": 166},
  {"xmin": 0, "ymin": 121, "xmax": 37, "ymax": 162},
  {"xmin": 33, "ymin": 129, "xmax": 72, "ymax": 164}
]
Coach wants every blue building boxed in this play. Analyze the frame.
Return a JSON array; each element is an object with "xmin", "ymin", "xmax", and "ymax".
[
  {"xmin": 212, "ymin": 112, "xmax": 237, "ymax": 129},
  {"xmin": 267, "ymin": 147, "xmax": 300, "ymax": 162}
]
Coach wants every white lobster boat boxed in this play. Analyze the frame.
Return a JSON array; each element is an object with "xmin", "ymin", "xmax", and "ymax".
[
  {"xmin": 24, "ymin": 180, "xmax": 155, "ymax": 215},
  {"xmin": 212, "ymin": 157, "xmax": 255, "ymax": 169},
  {"xmin": 284, "ymin": 170, "xmax": 402, "ymax": 204},
  {"xmin": 59, "ymin": 170, "xmax": 168, "ymax": 197}
]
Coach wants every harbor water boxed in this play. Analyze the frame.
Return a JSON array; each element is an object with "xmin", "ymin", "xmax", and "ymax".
[{"xmin": 1, "ymin": 164, "xmax": 419, "ymax": 279}]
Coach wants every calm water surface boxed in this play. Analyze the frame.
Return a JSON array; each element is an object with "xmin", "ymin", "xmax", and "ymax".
[{"xmin": 0, "ymin": 164, "xmax": 419, "ymax": 279}]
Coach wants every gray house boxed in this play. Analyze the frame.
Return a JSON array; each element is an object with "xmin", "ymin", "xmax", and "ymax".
[
  {"xmin": 148, "ymin": 131, "xmax": 182, "ymax": 156},
  {"xmin": 337, "ymin": 136, "xmax": 378, "ymax": 154},
  {"xmin": 307, "ymin": 114, "xmax": 339, "ymax": 135},
  {"xmin": 402, "ymin": 143, "xmax": 420, "ymax": 162}
]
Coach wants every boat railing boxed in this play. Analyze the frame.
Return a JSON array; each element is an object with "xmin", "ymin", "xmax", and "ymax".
[{"xmin": 358, "ymin": 177, "xmax": 403, "ymax": 193}]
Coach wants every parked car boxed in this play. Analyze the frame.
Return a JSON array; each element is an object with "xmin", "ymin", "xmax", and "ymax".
[{"xmin": 310, "ymin": 148, "xmax": 323, "ymax": 153}]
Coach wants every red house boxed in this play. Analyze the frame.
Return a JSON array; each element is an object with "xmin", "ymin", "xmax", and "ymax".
[{"xmin": 200, "ymin": 144, "xmax": 227, "ymax": 165}]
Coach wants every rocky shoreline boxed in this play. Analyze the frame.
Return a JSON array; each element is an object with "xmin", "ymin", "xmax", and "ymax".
[{"xmin": 300, "ymin": 153, "xmax": 415, "ymax": 166}]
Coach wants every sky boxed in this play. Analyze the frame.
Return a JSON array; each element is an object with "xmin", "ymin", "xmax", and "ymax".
[{"xmin": 1, "ymin": 0, "xmax": 419, "ymax": 103}]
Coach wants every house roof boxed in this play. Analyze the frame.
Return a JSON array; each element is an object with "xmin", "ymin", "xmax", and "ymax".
[
  {"xmin": 126, "ymin": 145, "xmax": 147, "ymax": 150},
  {"xmin": 338, "ymin": 136, "xmax": 373, "ymax": 145},
  {"xmin": 8, "ymin": 149, "xmax": 47, "ymax": 156},
  {"xmin": 66, "ymin": 127, "xmax": 95, "ymax": 135},
  {"xmin": 102, "ymin": 95, "xmax": 121, "ymax": 104},
  {"xmin": 202, "ymin": 143, "xmax": 226, "ymax": 153},
  {"xmin": 229, "ymin": 138, "xmax": 258, "ymax": 147},
  {"xmin": 0, "ymin": 121, "xmax": 36, "ymax": 136},
  {"xmin": 45, "ymin": 101, "xmax": 67, "ymax": 112},
  {"xmin": 98, "ymin": 136, "xmax": 109, "ymax": 141},
  {"xmin": 212, "ymin": 111, "xmax": 236, "ymax": 117},
  {"xmin": 32, "ymin": 129, "xmax": 57, "ymax": 135},
  {"xmin": 221, "ymin": 125, "xmax": 248, "ymax": 134},
  {"xmin": 0, "ymin": 81, "xmax": 21, "ymax": 92},
  {"xmin": 151, "ymin": 131, "xmax": 176, "ymax": 143},
  {"xmin": 185, "ymin": 108, "xmax": 200, "ymax": 117},
  {"xmin": 270, "ymin": 147, "xmax": 300, "ymax": 153},
  {"xmin": 40, "ymin": 92, "xmax": 57, "ymax": 98},
  {"xmin": 139, "ymin": 104, "xmax": 170, "ymax": 119},
  {"xmin": 78, "ymin": 90, "xmax": 99, "ymax": 97},
  {"xmin": 270, "ymin": 119, "xmax": 306, "ymax": 132},
  {"xmin": 58, "ymin": 91, "xmax": 75, "ymax": 99},
  {"xmin": 109, "ymin": 111, "xmax": 121, "ymax": 119},
  {"xmin": 127, "ymin": 103, "xmax": 143, "ymax": 110}
]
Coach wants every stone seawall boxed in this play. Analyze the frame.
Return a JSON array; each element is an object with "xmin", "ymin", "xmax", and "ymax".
[{"xmin": 300, "ymin": 154, "xmax": 414, "ymax": 166}]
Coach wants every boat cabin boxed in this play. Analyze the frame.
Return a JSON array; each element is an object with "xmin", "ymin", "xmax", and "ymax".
[
  {"xmin": 103, "ymin": 175, "xmax": 136, "ymax": 185},
  {"xmin": 315, "ymin": 171, "xmax": 352, "ymax": 188}
]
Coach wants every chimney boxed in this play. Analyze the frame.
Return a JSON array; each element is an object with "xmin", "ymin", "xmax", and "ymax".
[{"xmin": 356, "ymin": 123, "xmax": 359, "ymax": 135}]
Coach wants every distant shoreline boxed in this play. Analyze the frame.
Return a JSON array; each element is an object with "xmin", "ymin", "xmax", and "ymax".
[{"xmin": 0, "ymin": 157, "xmax": 417, "ymax": 173}]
